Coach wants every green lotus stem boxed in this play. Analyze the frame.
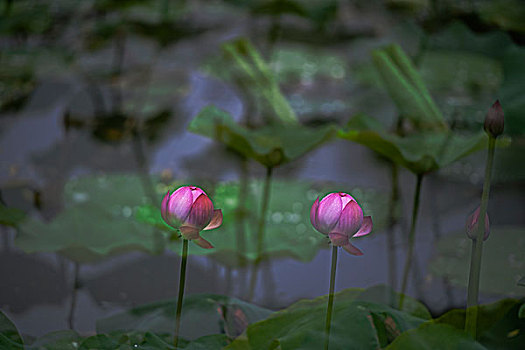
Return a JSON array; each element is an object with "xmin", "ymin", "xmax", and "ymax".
[
  {"xmin": 67, "ymin": 262, "xmax": 80, "ymax": 330},
  {"xmin": 324, "ymin": 245, "xmax": 338, "ymax": 350},
  {"xmin": 248, "ymin": 166, "xmax": 273, "ymax": 301},
  {"xmin": 236, "ymin": 158, "xmax": 249, "ymax": 268},
  {"xmin": 399, "ymin": 173, "xmax": 424, "ymax": 309},
  {"xmin": 174, "ymin": 239, "xmax": 189, "ymax": 348},
  {"xmin": 465, "ymin": 136, "xmax": 496, "ymax": 338},
  {"xmin": 387, "ymin": 163, "xmax": 400, "ymax": 296}
]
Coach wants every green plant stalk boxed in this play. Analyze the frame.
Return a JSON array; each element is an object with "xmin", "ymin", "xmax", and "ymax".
[
  {"xmin": 248, "ymin": 166, "xmax": 273, "ymax": 301},
  {"xmin": 174, "ymin": 239, "xmax": 189, "ymax": 348},
  {"xmin": 399, "ymin": 174, "xmax": 424, "ymax": 309},
  {"xmin": 387, "ymin": 163, "xmax": 400, "ymax": 295},
  {"xmin": 324, "ymin": 245, "xmax": 338, "ymax": 350},
  {"xmin": 465, "ymin": 136, "xmax": 496, "ymax": 338},
  {"xmin": 67, "ymin": 262, "xmax": 80, "ymax": 330}
]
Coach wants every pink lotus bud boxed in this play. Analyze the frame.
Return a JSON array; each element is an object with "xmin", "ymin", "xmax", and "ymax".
[
  {"xmin": 161, "ymin": 186, "xmax": 223, "ymax": 249},
  {"xmin": 310, "ymin": 192, "xmax": 373, "ymax": 256},
  {"xmin": 466, "ymin": 207, "xmax": 490, "ymax": 241},
  {"xmin": 484, "ymin": 100, "xmax": 504, "ymax": 138}
]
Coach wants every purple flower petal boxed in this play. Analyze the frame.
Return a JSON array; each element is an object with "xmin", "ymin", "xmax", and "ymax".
[
  {"xmin": 315, "ymin": 193, "xmax": 342, "ymax": 234},
  {"xmin": 310, "ymin": 197, "xmax": 320, "ymax": 231},
  {"xmin": 333, "ymin": 200, "xmax": 363, "ymax": 236},
  {"xmin": 180, "ymin": 226, "xmax": 200, "ymax": 240},
  {"xmin": 466, "ymin": 207, "xmax": 490, "ymax": 241},
  {"xmin": 338, "ymin": 192, "xmax": 355, "ymax": 207},
  {"xmin": 342, "ymin": 242, "xmax": 364, "ymax": 256},
  {"xmin": 185, "ymin": 194, "xmax": 214, "ymax": 229},
  {"xmin": 353, "ymin": 216, "xmax": 372, "ymax": 238},
  {"xmin": 189, "ymin": 186, "xmax": 206, "ymax": 203},
  {"xmin": 328, "ymin": 232, "xmax": 349, "ymax": 246},
  {"xmin": 203, "ymin": 209, "xmax": 223, "ymax": 231},
  {"xmin": 193, "ymin": 237, "xmax": 214, "ymax": 249},
  {"xmin": 167, "ymin": 186, "xmax": 193, "ymax": 225}
]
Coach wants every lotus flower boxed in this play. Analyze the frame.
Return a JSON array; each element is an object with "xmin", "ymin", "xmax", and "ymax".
[
  {"xmin": 161, "ymin": 186, "xmax": 223, "ymax": 249},
  {"xmin": 466, "ymin": 207, "xmax": 490, "ymax": 241},
  {"xmin": 310, "ymin": 192, "xmax": 372, "ymax": 255}
]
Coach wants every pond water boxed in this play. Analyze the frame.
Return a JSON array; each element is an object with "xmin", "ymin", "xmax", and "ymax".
[{"xmin": 1, "ymin": 1, "xmax": 524, "ymax": 348}]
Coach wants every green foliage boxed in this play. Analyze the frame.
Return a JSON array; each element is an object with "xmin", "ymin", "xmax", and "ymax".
[
  {"xmin": 97, "ymin": 294, "xmax": 272, "ymax": 342},
  {"xmin": 15, "ymin": 174, "xmax": 166, "ymax": 263},
  {"xmin": 0, "ymin": 204, "xmax": 25, "ymax": 227},
  {"xmin": 385, "ymin": 323, "xmax": 485, "ymax": 349},
  {"xmin": 189, "ymin": 106, "xmax": 335, "ymax": 168},
  {"xmin": 478, "ymin": 0, "xmax": 525, "ymax": 33},
  {"xmin": 371, "ymin": 44, "xmax": 447, "ymax": 131},
  {"xmin": 226, "ymin": 287, "xmax": 430, "ymax": 349},
  {"xmin": 138, "ymin": 179, "xmax": 389, "ymax": 266},
  {"xmin": 429, "ymin": 227, "xmax": 525, "ymax": 296},
  {"xmin": 339, "ymin": 114, "xmax": 488, "ymax": 174},
  {"xmin": 0, "ymin": 310, "xmax": 23, "ymax": 349}
]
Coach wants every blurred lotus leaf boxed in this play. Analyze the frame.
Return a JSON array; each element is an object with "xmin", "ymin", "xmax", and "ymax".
[
  {"xmin": 339, "ymin": 114, "xmax": 489, "ymax": 174},
  {"xmin": 429, "ymin": 227, "xmax": 525, "ymax": 297},
  {"xmin": 226, "ymin": 286, "xmax": 430, "ymax": 349},
  {"xmin": 0, "ymin": 310, "xmax": 23, "ymax": 349},
  {"xmin": 97, "ymin": 293, "xmax": 272, "ymax": 342},
  {"xmin": 15, "ymin": 175, "xmax": 166, "ymax": 263},
  {"xmin": 478, "ymin": 0, "xmax": 525, "ymax": 33},
  {"xmin": 137, "ymin": 179, "xmax": 390, "ymax": 267},
  {"xmin": 189, "ymin": 106, "xmax": 335, "ymax": 168},
  {"xmin": 0, "ymin": 204, "xmax": 25, "ymax": 227}
]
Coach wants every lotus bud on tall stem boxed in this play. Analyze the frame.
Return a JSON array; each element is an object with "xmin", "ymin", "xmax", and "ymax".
[
  {"xmin": 465, "ymin": 100, "xmax": 503, "ymax": 338},
  {"xmin": 310, "ymin": 192, "xmax": 373, "ymax": 349}
]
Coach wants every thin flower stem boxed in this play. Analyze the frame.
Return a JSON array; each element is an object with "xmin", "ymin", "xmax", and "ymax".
[
  {"xmin": 399, "ymin": 173, "xmax": 424, "ymax": 309},
  {"xmin": 67, "ymin": 262, "xmax": 80, "ymax": 330},
  {"xmin": 465, "ymin": 136, "xmax": 496, "ymax": 338},
  {"xmin": 324, "ymin": 245, "xmax": 338, "ymax": 350},
  {"xmin": 248, "ymin": 166, "xmax": 273, "ymax": 301},
  {"xmin": 174, "ymin": 239, "xmax": 189, "ymax": 348},
  {"xmin": 387, "ymin": 163, "xmax": 400, "ymax": 298}
]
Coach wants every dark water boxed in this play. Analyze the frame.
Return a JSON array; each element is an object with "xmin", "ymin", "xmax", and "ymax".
[{"xmin": 1, "ymin": 0, "xmax": 524, "ymax": 343}]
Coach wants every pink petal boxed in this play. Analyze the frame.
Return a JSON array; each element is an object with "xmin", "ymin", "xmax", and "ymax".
[
  {"xmin": 315, "ymin": 193, "xmax": 342, "ymax": 234},
  {"xmin": 161, "ymin": 191, "xmax": 170, "ymax": 224},
  {"xmin": 342, "ymin": 242, "xmax": 364, "ymax": 256},
  {"xmin": 189, "ymin": 186, "xmax": 206, "ymax": 203},
  {"xmin": 193, "ymin": 237, "xmax": 214, "ymax": 249},
  {"xmin": 333, "ymin": 200, "xmax": 363, "ymax": 236},
  {"xmin": 353, "ymin": 216, "xmax": 373, "ymax": 238},
  {"xmin": 179, "ymin": 226, "xmax": 200, "ymax": 240},
  {"xmin": 185, "ymin": 194, "xmax": 214, "ymax": 229},
  {"xmin": 328, "ymin": 232, "xmax": 349, "ymax": 246},
  {"xmin": 338, "ymin": 192, "xmax": 355, "ymax": 207},
  {"xmin": 167, "ymin": 186, "xmax": 193, "ymax": 224},
  {"xmin": 310, "ymin": 197, "xmax": 320, "ymax": 230},
  {"xmin": 466, "ymin": 207, "xmax": 490, "ymax": 241},
  {"xmin": 203, "ymin": 209, "xmax": 223, "ymax": 230}
]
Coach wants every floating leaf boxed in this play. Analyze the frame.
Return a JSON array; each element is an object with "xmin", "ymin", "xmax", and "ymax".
[
  {"xmin": 339, "ymin": 114, "xmax": 489, "ymax": 174},
  {"xmin": 226, "ymin": 287, "xmax": 428, "ymax": 349},
  {"xmin": 97, "ymin": 294, "xmax": 272, "ymax": 342},
  {"xmin": 15, "ymin": 174, "xmax": 166, "ymax": 263},
  {"xmin": 137, "ymin": 180, "xmax": 389, "ymax": 266},
  {"xmin": 429, "ymin": 227, "xmax": 525, "ymax": 296},
  {"xmin": 0, "ymin": 310, "xmax": 23, "ymax": 350},
  {"xmin": 29, "ymin": 330, "xmax": 81, "ymax": 350},
  {"xmin": 189, "ymin": 106, "xmax": 334, "ymax": 168}
]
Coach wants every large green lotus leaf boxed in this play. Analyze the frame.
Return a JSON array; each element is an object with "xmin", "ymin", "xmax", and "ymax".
[
  {"xmin": 189, "ymin": 106, "xmax": 335, "ymax": 168},
  {"xmin": 339, "ymin": 114, "xmax": 488, "ymax": 174},
  {"xmin": 385, "ymin": 323, "xmax": 486, "ymax": 350},
  {"xmin": 371, "ymin": 44, "xmax": 447, "ymax": 131},
  {"xmin": 478, "ymin": 0, "xmax": 525, "ymax": 33},
  {"xmin": 500, "ymin": 46, "xmax": 525, "ymax": 135},
  {"xmin": 226, "ymin": 287, "xmax": 428, "ymax": 349},
  {"xmin": 29, "ymin": 330, "xmax": 81, "ymax": 350},
  {"xmin": 429, "ymin": 227, "xmax": 525, "ymax": 296},
  {"xmin": 15, "ymin": 174, "xmax": 166, "ymax": 263},
  {"xmin": 138, "ymin": 180, "xmax": 389, "ymax": 266},
  {"xmin": 220, "ymin": 38, "xmax": 297, "ymax": 125},
  {"xmin": 429, "ymin": 299, "xmax": 525, "ymax": 349},
  {"xmin": 0, "ymin": 204, "xmax": 25, "ymax": 227},
  {"xmin": 97, "ymin": 294, "xmax": 272, "ymax": 342},
  {"xmin": 0, "ymin": 310, "xmax": 23, "ymax": 350}
]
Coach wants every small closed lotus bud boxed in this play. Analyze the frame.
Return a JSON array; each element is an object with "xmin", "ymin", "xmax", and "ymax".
[
  {"xmin": 484, "ymin": 100, "xmax": 504, "ymax": 138},
  {"xmin": 466, "ymin": 207, "xmax": 490, "ymax": 241},
  {"xmin": 310, "ymin": 192, "xmax": 373, "ymax": 256},
  {"xmin": 161, "ymin": 186, "xmax": 223, "ymax": 249}
]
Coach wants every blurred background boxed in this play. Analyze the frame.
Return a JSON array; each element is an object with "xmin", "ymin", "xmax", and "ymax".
[{"xmin": 1, "ymin": 0, "xmax": 524, "ymax": 342}]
